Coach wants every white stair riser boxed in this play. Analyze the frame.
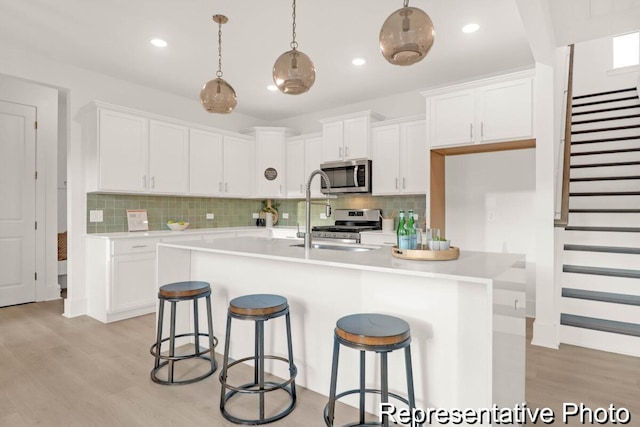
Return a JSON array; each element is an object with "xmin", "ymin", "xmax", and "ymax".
[
  {"xmin": 569, "ymin": 194, "xmax": 640, "ymax": 209},
  {"xmin": 568, "ymin": 212, "xmax": 640, "ymax": 228},
  {"xmin": 560, "ymin": 325, "xmax": 640, "ymax": 357},
  {"xmin": 570, "ymin": 180, "xmax": 640, "ymax": 193},
  {"xmin": 572, "ymin": 128, "xmax": 640, "ymax": 142},
  {"xmin": 570, "ymin": 164, "xmax": 640, "ymax": 178},
  {"xmin": 570, "ymin": 150, "xmax": 640, "ymax": 165},
  {"xmin": 573, "ymin": 117, "xmax": 640, "ymax": 133},
  {"xmin": 563, "ymin": 249, "xmax": 640, "ymax": 269},
  {"xmin": 564, "ymin": 230, "xmax": 640, "ymax": 247},
  {"xmin": 572, "ymin": 139, "xmax": 640, "ymax": 153},
  {"xmin": 562, "ymin": 271, "xmax": 640, "ymax": 296},
  {"xmin": 562, "ymin": 297, "xmax": 640, "ymax": 324}
]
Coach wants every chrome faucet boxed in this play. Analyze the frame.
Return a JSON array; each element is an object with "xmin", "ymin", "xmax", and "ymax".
[{"xmin": 298, "ymin": 170, "xmax": 332, "ymax": 250}]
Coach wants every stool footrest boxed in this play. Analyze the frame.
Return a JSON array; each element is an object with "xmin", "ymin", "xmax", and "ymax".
[
  {"xmin": 323, "ymin": 388, "xmax": 410, "ymax": 427},
  {"xmin": 149, "ymin": 333, "xmax": 218, "ymax": 361},
  {"xmin": 220, "ymin": 355, "xmax": 297, "ymax": 394},
  {"xmin": 150, "ymin": 356, "xmax": 218, "ymax": 386}
]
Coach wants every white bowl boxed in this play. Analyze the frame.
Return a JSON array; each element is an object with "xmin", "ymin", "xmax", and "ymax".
[{"xmin": 167, "ymin": 222, "xmax": 189, "ymax": 231}]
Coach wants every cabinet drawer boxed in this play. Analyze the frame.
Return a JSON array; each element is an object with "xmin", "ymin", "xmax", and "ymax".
[{"xmin": 112, "ymin": 238, "xmax": 160, "ymax": 255}]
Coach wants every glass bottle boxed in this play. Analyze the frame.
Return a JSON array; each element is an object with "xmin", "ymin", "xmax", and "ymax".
[
  {"xmin": 407, "ymin": 210, "xmax": 416, "ymax": 249},
  {"xmin": 397, "ymin": 210, "xmax": 409, "ymax": 249}
]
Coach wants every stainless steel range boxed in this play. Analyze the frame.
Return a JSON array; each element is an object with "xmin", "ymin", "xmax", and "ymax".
[{"xmin": 312, "ymin": 209, "xmax": 382, "ymax": 244}]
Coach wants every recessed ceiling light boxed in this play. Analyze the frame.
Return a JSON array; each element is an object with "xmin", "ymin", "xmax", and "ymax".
[
  {"xmin": 352, "ymin": 57, "xmax": 366, "ymax": 66},
  {"xmin": 267, "ymin": 85, "xmax": 278, "ymax": 91},
  {"xmin": 150, "ymin": 38, "xmax": 168, "ymax": 47},
  {"xmin": 462, "ymin": 23, "xmax": 479, "ymax": 34}
]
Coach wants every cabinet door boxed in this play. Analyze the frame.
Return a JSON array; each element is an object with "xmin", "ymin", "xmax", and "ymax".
[
  {"xmin": 189, "ymin": 129, "xmax": 224, "ymax": 196},
  {"xmin": 371, "ymin": 125, "xmax": 401, "ymax": 195},
  {"xmin": 477, "ymin": 78, "xmax": 533, "ymax": 143},
  {"xmin": 343, "ymin": 116, "xmax": 369, "ymax": 159},
  {"xmin": 111, "ymin": 252, "xmax": 156, "ymax": 314},
  {"xmin": 286, "ymin": 138, "xmax": 305, "ymax": 198},
  {"xmin": 429, "ymin": 90, "xmax": 475, "ymax": 148},
  {"xmin": 400, "ymin": 120, "xmax": 428, "ymax": 194},
  {"xmin": 98, "ymin": 109, "xmax": 148, "ymax": 192},
  {"xmin": 255, "ymin": 130, "xmax": 285, "ymax": 198},
  {"xmin": 223, "ymin": 136, "xmax": 253, "ymax": 197},
  {"xmin": 149, "ymin": 120, "xmax": 188, "ymax": 194},
  {"xmin": 304, "ymin": 137, "xmax": 324, "ymax": 197},
  {"xmin": 322, "ymin": 121, "xmax": 344, "ymax": 162}
]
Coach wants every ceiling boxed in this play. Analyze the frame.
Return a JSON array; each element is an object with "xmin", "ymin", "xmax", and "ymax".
[{"xmin": 0, "ymin": 0, "xmax": 638, "ymax": 122}]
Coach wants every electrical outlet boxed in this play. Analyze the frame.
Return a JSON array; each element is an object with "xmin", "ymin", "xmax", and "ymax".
[
  {"xmin": 282, "ymin": 213, "xmax": 289, "ymax": 219},
  {"xmin": 487, "ymin": 210, "xmax": 496, "ymax": 221},
  {"xmin": 413, "ymin": 213, "xmax": 419, "ymax": 220},
  {"xmin": 252, "ymin": 212, "xmax": 259, "ymax": 219},
  {"xmin": 89, "ymin": 210, "xmax": 103, "ymax": 223},
  {"xmin": 206, "ymin": 213, "xmax": 214, "ymax": 220},
  {"xmin": 320, "ymin": 213, "xmax": 327, "ymax": 219}
]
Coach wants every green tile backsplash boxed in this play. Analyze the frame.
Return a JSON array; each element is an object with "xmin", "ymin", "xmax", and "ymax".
[{"xmin": 86, "ymin": 193, "xmax": 426, "ymax": 233}]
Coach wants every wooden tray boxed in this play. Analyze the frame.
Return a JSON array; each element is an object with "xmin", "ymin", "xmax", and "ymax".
[{"xmin": 391, "ymin": 245, "xmax": 460, "ymax": 261}]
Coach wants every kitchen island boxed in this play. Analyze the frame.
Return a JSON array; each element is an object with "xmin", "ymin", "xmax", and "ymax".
[{"xmin": 156, "ymin": 236, "xmax": 525, "ymax": 417}]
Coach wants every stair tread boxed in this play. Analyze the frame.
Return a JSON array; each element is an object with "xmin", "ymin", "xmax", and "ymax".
[
  {"xmin": 564, "ymin": 244, "xmax": 640, "ymax": 254},
  {"xmin": 563, "ymin": 264, "xmax": 640, "ymax": 279},
  {"xmin": 573, "ymin": 95, "xmax": 640, "ymax": 108},
  {"xmin": 572, "ymin": 104, "xmax": 640, "ymax": 116},
  {"xmin": 572, "ymin": 124, "xmax": 640, "ymax": 135},
  {"xmin": 572, "ymin": 113, "xmax": 640, "ymax": 125},
  {"xmin": 570, "ymin": 175, "xmax": 640, "ymax": 181},
  {"xmin": 562, "ymin": 288, "xmax": 640, "ymax": 306},
  {"xmin": 569, "ymin": 208, "xmax": 640, "ymax": 213},
  {"xmin": 569, "ymin": 191, "xmax": 640, "ymax": 196},
  {"xmin": 565, "ymin": 226, "xmax": 640, "ymax": 233},
  {"xmin": 573, "ymin": 88, "xmax": 637, "ymax": 100},
  {"xmin": 560, "ymin": 314, "xmax": 640, "ymax": 338},
  {"xmin": 571, "ymin": 135, "xmax": 640, "ymax": 145},
  {"xmin": 570, "ymin": 160, "xmax": 640, "ymax": 168},
  {"xmin": 571, "ymin": 148, "xmax": 640, "ymax": 156}
]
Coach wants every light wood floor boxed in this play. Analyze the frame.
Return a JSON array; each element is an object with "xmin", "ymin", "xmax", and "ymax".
[{"xmin": 1, "ymin": 300, "xmax": 638, "ymax": 426}]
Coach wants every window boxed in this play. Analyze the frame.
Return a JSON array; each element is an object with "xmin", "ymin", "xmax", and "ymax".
[{"xmin": 613, "ymin": 32, "xmax": 639, "ymax": 69}]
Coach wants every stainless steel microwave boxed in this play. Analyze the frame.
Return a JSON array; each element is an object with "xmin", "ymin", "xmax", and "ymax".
[{"xmin": 320, "ymin": 159, "xmax": 372, "ymax": 194}]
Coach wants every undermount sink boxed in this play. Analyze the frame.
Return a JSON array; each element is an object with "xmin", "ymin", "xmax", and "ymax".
[{"xmin": 290, "ymin": 243, "xmax": 379, "ymax": 252}]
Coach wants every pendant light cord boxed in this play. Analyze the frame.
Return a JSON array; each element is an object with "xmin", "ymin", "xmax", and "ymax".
[
  {"xmin": 290, "ymin": 0, "xmax": 298, "ymax": 50},
  {"xmin": 217, "ymin": 20, "xmax": 223, "ymax": 78}
]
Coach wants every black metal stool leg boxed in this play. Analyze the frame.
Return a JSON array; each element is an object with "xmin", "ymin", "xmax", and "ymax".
[
  {"xmin": 193, "ymin": 296, "xmax": 200, "ymax": 354},
  {"xmin": 220, "ymin": 313, "xmax": 233, "ymax": 411},
  {"xmin": 359, "ymin": 350, "xmax": 366, "ymax": 425},
  {"xmin": 285, "ymin": 311, "xmax": 297, "ymax": 398},
  {"xmin": 206, "ymin": 295, "xmax": 216, "ymax": 371},
  {"xmin": 405, "ymin": 345, "xmax": 418, "ymax": 426},
  {"xmin": 327, "ymin": 335, "xmax": 340, "ymax": 425},
  {"xmin": 168, "ymin": 300, "xmax": 177, "ymax": 383},
  {"xmin": 381, "ymin": 352, "xmax": 389, "ymax": 427},
  {"xmin": 258, "ymin": 319, "xmax": 266, "ymax": 422},
  {"xmin": 154, "ymin": 299, "xmax": 165, "ymax": 371}
]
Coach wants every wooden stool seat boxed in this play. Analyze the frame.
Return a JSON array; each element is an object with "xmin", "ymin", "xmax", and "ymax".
[
  {"xmin": 159, "ymin": 281, "xmax": 210, "ymax": 299},
  {"xmin": 336, "ymin": 313, "xmax": 411, "ymax": 347},
  {"xmin": 229, "ymin": 293, "xmax": 288, "ymax": 316}
]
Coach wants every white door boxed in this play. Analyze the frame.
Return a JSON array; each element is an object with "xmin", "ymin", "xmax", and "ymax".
[{"xmin": 0, "ymin": 100, "xmax": 36, "ymax": 307}]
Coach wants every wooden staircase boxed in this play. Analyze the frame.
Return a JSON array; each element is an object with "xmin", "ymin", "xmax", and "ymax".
[{"xmin": 559, "ymin": 86, "xmax": 640, "ymax": 356}]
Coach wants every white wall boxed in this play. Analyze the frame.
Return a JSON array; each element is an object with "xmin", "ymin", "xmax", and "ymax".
[
  {"xmin": 445, "ymin": 149, "xmax": 537, "ymax": 315},
  {"xmin": 0, "ymin": 39, "xmax": 267, "ymax": 318},
  {"xmin": 573, "ymin": 33, "xmax": 640, "ymax": 95}
]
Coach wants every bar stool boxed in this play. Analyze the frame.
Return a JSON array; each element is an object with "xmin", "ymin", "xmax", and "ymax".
[
  {"xmin": 219, "ymin": 294, "xmax": 297, "ymax": 425},
  {"xmin": 150, "ymin": 281, "xmax": 217, "ymax": 385},
  {"xmin": 324, "ymin": 313, "xmax": 417, "ymax": 427}
]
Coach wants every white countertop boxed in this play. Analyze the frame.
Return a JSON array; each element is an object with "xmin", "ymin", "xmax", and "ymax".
[{"xmin": 159, "ymin": 236, "xmax": 524, "ymax": 283}]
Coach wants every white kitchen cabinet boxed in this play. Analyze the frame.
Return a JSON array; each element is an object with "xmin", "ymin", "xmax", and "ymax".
[
  {"xmin": 94, "ymin": 108, "xmax": 148, "ymax": 192},
  {"xmin": 372, "ymin": 119, "xmax": 427, "ymax": 195},
  {"xmin": 425, "ymin": 72, "xmax": 533, "ymax": 149},
  {"xmin": 286, "ymin": 134, "xmax": 323, "ymax": 198},
  {"xmin": 148, "ymin": 120, "xmax": 189, "ymax": 194},
  {"xmin": 253, "ymin": 128, "xmax": 287, "ymax": 198},
  {"xmin": 189, "ymin": 130, "xmax": 253, "ymax": 197},
  {"xmin": 320, "ymin": 111, "xmax": 383, "ymax": 162}
]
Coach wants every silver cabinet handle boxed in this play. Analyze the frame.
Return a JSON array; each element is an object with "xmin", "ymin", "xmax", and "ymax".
[
  {"xmin": 470, "ymin": 123, "xmax": 473, "ymax": 139},
  {"xmin": 339, "ymin": 146, "xmax": 343, "ymax": 158},
  {"xmin": 515, "ymin": 299, "xmax": 519, "ymax": 310},
  {"xmin": 142, "ymin": 175, "xmax": 147, "ymax": 188},
  {"xmin": 219, "ymin": 182, "xmax": 222, "ymax": 192},
  {"xmin": 279, "ymin": 184, "xmax": 282, "ymax": 195},
  {"xmin": 225, "ymin": 182, "xmax": 228, "ymax": 192},
  {"xmin": 151, "ymin": 176, "xmax": 155, "ymax": 188},
  {"xmin": 395, "ymin": 178, "xmax": 398, "ymax": 189},
  {"xmin": 132, "ymin": 245, "xmax": 148, "ymax": 248},
  {"xmin": 300, "ymin": 184, "xmax": 303, "ymax": 194},
  {"xmin": 403, "ymin": 177, "xmax": 406, "ymax": 189},
  {"xmin": 481, "ymin": 121, "xmax": 484, "ymax": 138},
  {"xmin": 345, "ymin": 146, "xmax": 350, "ymax": 157}
]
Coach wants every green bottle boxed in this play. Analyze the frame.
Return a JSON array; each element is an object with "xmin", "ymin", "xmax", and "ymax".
[
  {"xmin": 397, "ymin": 210, "xmax": 409, "ymax": 249},
  {"xmin": 407, "ymin": 210, "xmax": 416, "ymax": 249}
]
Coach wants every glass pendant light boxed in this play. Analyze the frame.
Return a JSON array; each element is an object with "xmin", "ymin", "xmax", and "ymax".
[
  {"xmin": 272, "ymin": 0, "xmax": 315, "ymax": 95},
  {"xmin": 200, "ymin": 15, "xmax": 237, "ymax": 114},
  {"xmin": 380, "ymin": 0, "xmax": 435, "ymax": 66}
]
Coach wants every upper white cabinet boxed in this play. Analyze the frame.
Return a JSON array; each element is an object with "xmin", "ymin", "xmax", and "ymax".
[
  {"xmin": 286, "ymin": 134, "xmax": 323, "ymax": 198},
  {"xmin": 252, "ymin": 127, "xmax": 288, "ymax": 198},
  {"xmin": 425, "ymin": 72, "xmax": 534, "ymax": 149},
  {"xmin": 372, "ymin": 119, "xmax": 427, "ymax": 195},
  {"xmin": 148, "ymin": 120, "xmax": 189, "ymax": 194},
  {"xmin": 190, "ymin": 129, "xmax": 254, "ymax": 198},
  {"xmin": 320, "ymin": 111, "xmax": 384, "ymax": 162}
]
